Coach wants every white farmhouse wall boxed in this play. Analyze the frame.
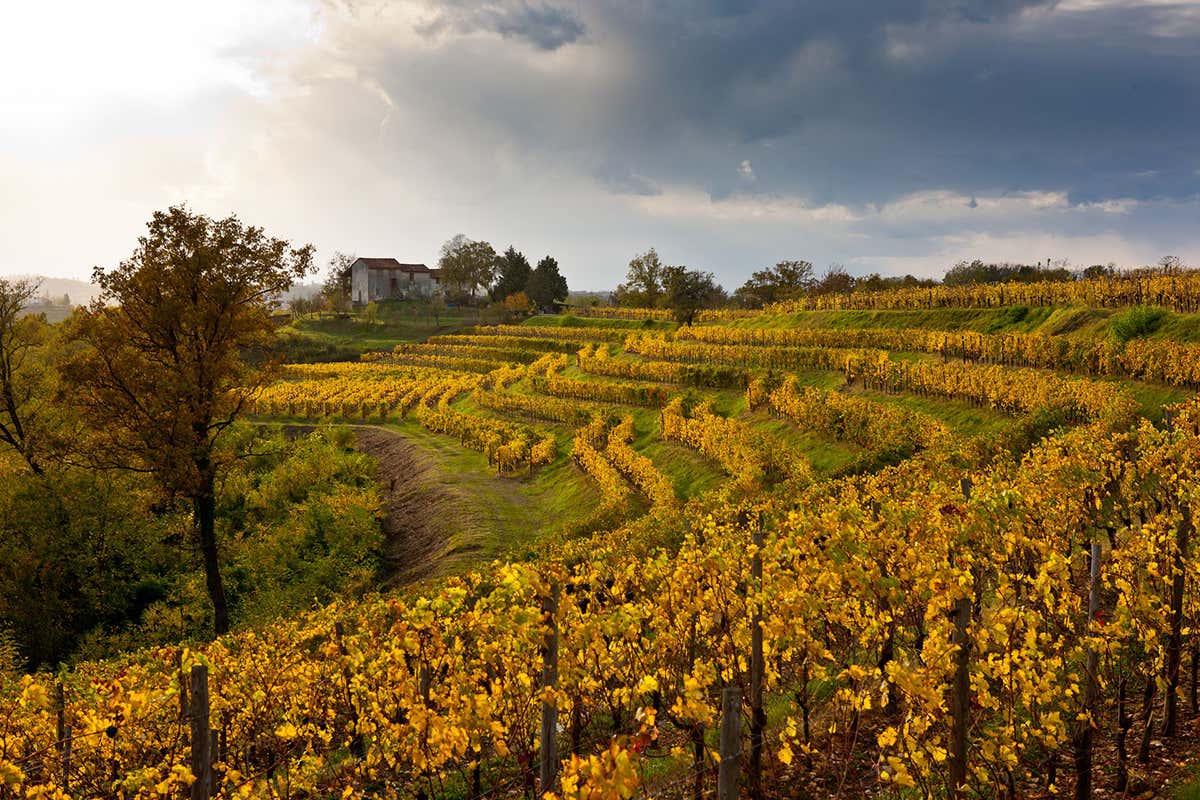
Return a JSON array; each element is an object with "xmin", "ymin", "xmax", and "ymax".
[
  {"xmin": 351, "ymin": 259, "xmax": 441, "ymax": 304},
  {"xmin": 351, "ymin": 261, "xmax": 369, "ymax": 304}
]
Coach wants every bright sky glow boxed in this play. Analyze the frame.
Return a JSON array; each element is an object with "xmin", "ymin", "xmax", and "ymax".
[{"xmin": 1, "ymin": 0, "xmax": 1197, "ymax": 286}]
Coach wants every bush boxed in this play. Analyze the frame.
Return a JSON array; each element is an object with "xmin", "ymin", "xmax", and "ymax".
[
  {"xmin": 984, "ymin": 305, "xmax": 1029, "ymax": 333},
  {"xmin": 1110, "ymin": 305, "xmax": 1167, "ymax": 342},
  {"xmin": 0, "ymin": 426, "xmax": 384, "ymax": 668},
  {"xmin": 560, "ymin": 314, "xmax": 582, "ymax": 328}
]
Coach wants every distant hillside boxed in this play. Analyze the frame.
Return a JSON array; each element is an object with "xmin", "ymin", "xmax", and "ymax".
[
  {"xmin": 280, "ymin": 282, "xmax": 324, "ymax": 303},
  {"xmin": 5, "ymin": 274, "xmax": 103, "ymax": 307}
]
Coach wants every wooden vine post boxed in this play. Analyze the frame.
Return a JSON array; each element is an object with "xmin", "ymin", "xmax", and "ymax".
[
  {"xmin": 56, "ymin": 680, "xmax": 70, "ymax": 791},
  {"xmin": 948, "ymin": 477, "xmax": 973, "ymax": 799},
  {"xmin": 539, "ymin": 583, "xmax": 560, "ymax": 794},
  {"xmin": 749, "ymin": 522, "xmax": 766, "ymax": 800},
  {"xmin": 719, "ymin": 686, "xmax": 741, "ymax": 800},
  {"xmin": 190, "ymin": 664, "xmax": 211, "ymax": 800},
  {"xmin": 1164, "ymin": 501, "xmax": 1192, "ymax": 737},
  {"xmin": 1075, "ymin": 540, "xmax": 1102, "ymax": 800}
]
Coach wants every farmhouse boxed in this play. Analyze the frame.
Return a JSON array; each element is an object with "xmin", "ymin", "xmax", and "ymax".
[{"xmin": 350, "ymin": 257, "xmax": 442, "ymax": 304}]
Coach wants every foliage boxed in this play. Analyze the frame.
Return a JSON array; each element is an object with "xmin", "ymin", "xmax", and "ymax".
[
  {"xmin": 216, "ymin": 427, "xmax": 382, "ymax": 624},
  {"xmin": 60, "ymin": 205, "xmax": 314, "ymax": 634},
  {"xmin": 733, "ymin": 259, "xmax": 814, "ymax": 308},
  {"xmin": 528, "ymin": 256, "xmax": 569, "ymax": 312},
  {"xmin": 491, "ymin": 246, "xmax": 532, "ymax": 301},
  {"xmin": 323, "ymin": 250, "xmax": 356, "ymax": 312},
  {"xmin": 1111, "ymin": 305, "xmax": 1168, "ymax": 342},
  {"xmin": 943, "ymin": 258, "xmax": 1074, "ymax": 286},
  {"xmin": 0, "ymin": 465, "xmax": 176, "ymax": 667},
  {"xmin": 502, "ymin": 290, "xmax": 534, "ymax": 316},
  {"xmin": 810, "ymin": 263, "xmax": 854, "ymax": 295},
  {"xmin": 437, "ymin": 234, "xmax": 499, "ymax": 299},
  {"xmin": 0, "ymin": 427, "xmax": 380, "ymax": 668},
  {"xmin": 616, "ymin": 248, "xmax": 665, "ymax": 307},
  {"xmin": 0, "ymin": 278, "xmax": 59, "ymax": 474},
  {"xmin": 12, "ymin": 261, "xmax": 1200, "ymax": 798},
  {"xmin": 662, "ymin": 265, "xmax": 722, "ymax": 325}
]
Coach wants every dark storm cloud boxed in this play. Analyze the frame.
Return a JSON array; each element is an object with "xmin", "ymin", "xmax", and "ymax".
[
  {"xmin": 390, "ymin": 0, "xmax": 1199, "ymax": 210},
  {"xmin": 417, "ymin": 1, "xmax": 586, "ymax": 50},
  {"xmin": 562, "ymin": 0, "xmax": 1200, "ymax": 207}
]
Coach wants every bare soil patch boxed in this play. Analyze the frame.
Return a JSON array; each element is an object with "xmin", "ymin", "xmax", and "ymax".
[{"xmin": 351, "ymin": 426, "xmax": 458, "ymax": 586}]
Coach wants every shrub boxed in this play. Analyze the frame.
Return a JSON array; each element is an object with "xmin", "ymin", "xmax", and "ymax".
[
  {"xmin": 1111, "ymin": 305, "xmax": 1167, "ymax": 342},
  {"xmin": 984, "ymin": 305, "xmax": 1029, "ymax": 332}
]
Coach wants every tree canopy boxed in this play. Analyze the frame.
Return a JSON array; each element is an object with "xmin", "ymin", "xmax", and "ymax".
[
  {"xmin": 733, "ymin": 260, "xmax": 814, "ymax": 308},
  {"xmin": 527, "ymin": 256, "xmax": 569, "ymax": 312},
  {"xmin": 0, "ymin": 278, "xmax": 57, "ymax": 475},
  {"xmin": 617, "ymin": 248, "xmax": 666, "ymax": 307},
  {"xmin": 491, "ymin": 246, "xmax": 532, "ymax": 301},
  {"xmin": 60, "ymin": 205, "xmax": 313, "ymax": 634},
  {"xmin": 438, "ymin": 235, "xmax": 499, "ymax": 299},
  {"xmin": 663, "ymin": 266, "xmax": 721, "ymax": 325}
]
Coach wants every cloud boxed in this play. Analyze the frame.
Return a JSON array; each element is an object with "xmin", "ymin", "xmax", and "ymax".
[
  {"xmin": 631, "ymin": 187, "xmax": 858, "ymax": 224},
  {"xmin": 594, "ymin": 163, "xmax": 662, "ymax": 196},
  {"xmin": 417, "ymin": 2, "xmax": 586, "ymax": 50},
  {"xmin": 3, "ymin": 0, "xmax": 1200, "ymax": 288}
]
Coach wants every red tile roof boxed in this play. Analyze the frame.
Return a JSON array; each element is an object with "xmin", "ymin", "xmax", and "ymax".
[{"xmin": 354, "ymin": 257, "xmax": 431, "ymax": 273}]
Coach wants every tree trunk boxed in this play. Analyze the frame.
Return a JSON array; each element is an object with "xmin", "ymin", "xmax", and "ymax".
[
  {"xmin": 1164, "ymin": 504, "xmax": 1192, "ymax": 737},
  {"xmin": 194, "ymin": 475, "xmax": 229, "ymax": 636},
  {"xmin": 1115, "ymin": 676, "xmax": 1131, "ymax": 794},
  {"xmin": 1138, "ymin": 678, "xmax": 1155, "ymax": 764}
]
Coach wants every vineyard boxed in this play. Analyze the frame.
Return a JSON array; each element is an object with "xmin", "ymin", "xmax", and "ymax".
[{"xmin": 5, "ymin": 290, "xmax": 1200, "ymax": 800}]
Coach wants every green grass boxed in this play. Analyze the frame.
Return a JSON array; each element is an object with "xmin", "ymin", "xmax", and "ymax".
[
  {"xmin": 268, "ymin": 301, "xmax": 1198, "ymax": 584},
  {"xmin": 747, "ymin": 412, "xmax": 864, "ymax": 475},
  {"xmin": 1115, "ymin": 379, "xmax": 1194, "ymax": 423},
  {"xmin": 379, "ymin": 417, "xmax": 602, "ymax": 574},
  {"xmin": 524, "ymin": 313, "xmax": 677, "ymax": 331},
  {"xmin": 279, "ymin": 313, "xmax": 478, "ymax": 361},
  {"xmin": 1110, "ymin": 305, "xmax": 1168, "ymax": 342},
  {"xmin": 719, "ymin": 304, "xmax": 1200, "ymax": 346},
  {"xmin": 626, "ymin": 408, "xmax": 726, "ymax": 499},
  {"xmin": 1173, "ymin": 766, "xmax": 1200, "ymax": 800},
  {"xmin": 854, "ymin": 389, "xmax": 1014, "ymax": 437}
]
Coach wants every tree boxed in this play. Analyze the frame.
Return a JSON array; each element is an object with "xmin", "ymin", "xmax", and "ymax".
[
  {"xmin": 60, "ymin": 205, "xmax": 314, "ymax": 635},
  {"xmin": 323, "ymin": 251, "xmax": 356, "ymax": 308},
  {"xmin": 290, "ymin": 293, "xmax": 326, "ymax": 318},
  {"xmin": 1083, "ymin": 263, "xmax": 1117, "ymax": 280},
  {"xmin": 503, "ymin": 291, "xmax": 534, "ymax": 317},
  {"xmin": 491, "ymin": 247, "xmax": 532, "ymax": 301},
  {"xmin": 663, "ymin": 265, "xmax": 721, "ymax": 325},
  {"xmin": 617, "ymin": 248, "xmax": 665, "ymax": 307},
  {"xmin": 0, "ymin": 278, "xmax": 53, "ymax": 475},
  {"xmin": 811, "ymin": 264, "xmax": 854, "ymax": 295},
  {"xmin": 363, "ymin": 301, "xmax": 379, "ymax": 325},
  {"xmin": 437, "ymin": 235, "xmax": 499, "ymax": 300},
  {"xmin": 1159, "ymin": 255, "xmax": 1184, "ymax": 274},
  {"xmin": 527, "ymin": 256, "xmax": 569, "ymax": 312},
  {"xmin": 426, "ymin": 294, "xmax": 446, "ymax": 327},
  {"xmin": 734, "ymin": 260, "xmax": 814, "ymax": 308}
]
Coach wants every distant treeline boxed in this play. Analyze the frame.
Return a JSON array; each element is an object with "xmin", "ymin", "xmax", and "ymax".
[{"xmin": 600, "ymin": 250, "xmax": 1192, "ymax": 318}]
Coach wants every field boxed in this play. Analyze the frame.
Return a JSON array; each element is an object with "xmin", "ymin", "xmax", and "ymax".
[{"xmin": 7, "ymin": 287, "xmax": 1200, "ymax": 799}]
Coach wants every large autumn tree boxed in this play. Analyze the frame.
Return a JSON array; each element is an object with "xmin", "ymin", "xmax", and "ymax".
[
  {"xmin": 0, "ymin": 278, "xmax": 56, "ymax": 475},
  {"xmin": 60, "ymin": 206, "xmax": 313, "ymax": 635},
  {"xmin": 437, "ymin": 234, "xmax": 499, "ymax": 300}
]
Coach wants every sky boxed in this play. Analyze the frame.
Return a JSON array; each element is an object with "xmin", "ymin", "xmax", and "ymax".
[{"xmin": 2, "ymin": 0, "xmax": 1199, "ymax": 290}]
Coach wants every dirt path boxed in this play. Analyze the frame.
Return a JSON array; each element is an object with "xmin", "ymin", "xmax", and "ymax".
[
  {"xmin": 349, "ymin": 425, "xmax": 553, "ymax": 587},
  {"xmin": 280, "ymin": 421, "xmax": 594, "ymax": 584},
  {"xmin": 351, "ymin": 427, "xmax": 452, "ymax": 586}
]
